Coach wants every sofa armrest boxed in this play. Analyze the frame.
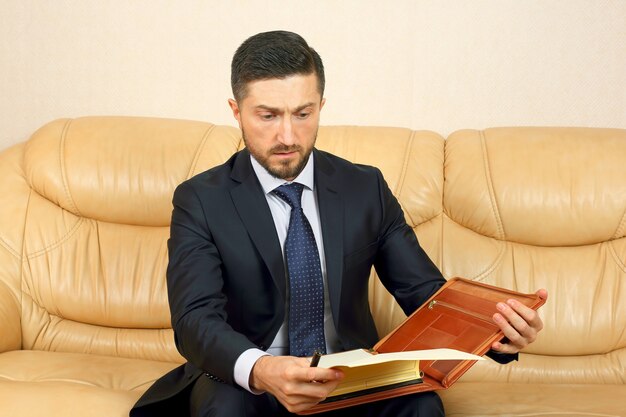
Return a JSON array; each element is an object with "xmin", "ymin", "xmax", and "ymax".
[
  {"xmin": 0, "ymin": 143, "xmax": 26, "ymax": 353},
  {"xmin": 0, "ymin": 281, "xmax": 21, "ymax": 352}
]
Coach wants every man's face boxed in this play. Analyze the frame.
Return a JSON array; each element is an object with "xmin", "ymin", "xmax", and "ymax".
[{"xmin": 228, "ymin": 73, "xmax": 325, "ymax": 181}]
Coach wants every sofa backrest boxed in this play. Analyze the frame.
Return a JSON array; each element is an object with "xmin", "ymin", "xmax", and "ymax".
[
  {"xmin": 0, "ymin": 117, "xmax": 624, "ymax": 387},
  {"xmin": 0, "ymin": 117, "xmax": 239, "ymax": 362}
]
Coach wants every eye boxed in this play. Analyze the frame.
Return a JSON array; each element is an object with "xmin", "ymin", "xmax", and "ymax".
[
  {"xmin": 296, "ymin": 112, "xmax": 311, "ymax": 119},
  {"xmin": 259, "ymin": 113, "xmax": 275, "ymax": 121}
]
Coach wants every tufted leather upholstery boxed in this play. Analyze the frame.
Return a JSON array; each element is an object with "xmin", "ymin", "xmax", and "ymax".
[{"xmin": 0, "ymin": 117, "xmax": 624, "ymax": 416}]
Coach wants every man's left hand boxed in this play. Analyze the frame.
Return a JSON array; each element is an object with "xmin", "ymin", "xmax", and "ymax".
[{"xmin": 491, "ymin": 289, "xmax": 548, "ymax": 354}]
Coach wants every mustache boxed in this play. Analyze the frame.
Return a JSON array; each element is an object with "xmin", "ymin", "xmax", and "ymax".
[{"xmin": 270, "ymin": 145, "xmax": 302, "ymax": 154}]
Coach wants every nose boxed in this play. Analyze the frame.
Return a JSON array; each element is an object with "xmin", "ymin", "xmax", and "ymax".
[{"xmin": 278, "ymin": 116, "xmax": 295, "ymax": 146}]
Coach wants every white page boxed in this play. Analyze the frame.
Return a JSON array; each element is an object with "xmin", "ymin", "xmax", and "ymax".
[
  {"xmin": 317, "ymin": 348, "xmax": 483, "ymax": 369},
  {"xmin": 317, "ymin": 349, "xmax": 374, "ymax": 368}
]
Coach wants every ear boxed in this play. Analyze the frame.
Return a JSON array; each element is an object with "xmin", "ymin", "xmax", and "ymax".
[
  {"xmin": 320, "ymin": 97, "xmax": 326, "ymax": 112},
  {"xmin": 228, "ymin": 99, "xmax": 241, "ymax": 125}
]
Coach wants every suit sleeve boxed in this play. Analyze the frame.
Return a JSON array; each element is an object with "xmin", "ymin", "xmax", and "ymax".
[
  {"xmin": 371, "ymin": 168, "xmax": 446, "ymax": 315},
  {"xmin": 166, "ymin": 181, "xmax": 257, "ymax": 385},
  {"xmin": 372, "ymin": 169, "xmax": 518, "ymax": 363}
]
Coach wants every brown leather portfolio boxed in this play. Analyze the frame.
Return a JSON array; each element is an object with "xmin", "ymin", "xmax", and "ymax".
[{"xmin": 299, "ymin": 277, "xmax": 545, "ymax": 414}]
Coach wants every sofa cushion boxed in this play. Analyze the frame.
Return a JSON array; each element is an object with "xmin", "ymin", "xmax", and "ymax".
[
  {"xmin": 439, "ymin": 382, "xmax": 626, "ymax": 417},
  {"xmin": 0, "ymin": 350, "xmax": 178, "ymax": 417}
]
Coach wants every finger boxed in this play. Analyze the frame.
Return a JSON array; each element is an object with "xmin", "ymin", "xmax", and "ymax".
[
  {"xmin": 497, "ymin": 301, "xmax": 542, "ymax": 342},
  {"xmin": 491, "ymin": 339, "xmax": 520, "ymax": 354},
  {"xmin": 496, "ymin": 302, "xmax": 531, "ymax": 337},
  {"xmin": 506, "ymin": 299, "xmax": 539, "ymax": 323},
  {"xmin": 278, "ymin": 378, "xmax": 325, "ymax": 399},
  {"xmin": 279, "ymin": 392, "xmax": 325, "ymax": 413},
  {"xmin": 285, "ymin": 366, "xmax": 342, "ymax": 386},
  {"xmin": 278, "ymin": 376, "xmax": 341, "ymax": 409},
  {"xmin": 536, "ymin": 288, "xmax": 548, "ymax": 301},
  {"xmin": 289, "ymin": 381, "xmax": 334, "ymax": 399},
  {"xmin": 493, "ymin": 312, "xmax": 528, "ymax": 350},
  {"xmin": 303, "ymin": 367, "xmax": 344, "ymax": 383},
  {"xmin": 505, "ymin": 299, "xmax": 544, "ymax": 333}
]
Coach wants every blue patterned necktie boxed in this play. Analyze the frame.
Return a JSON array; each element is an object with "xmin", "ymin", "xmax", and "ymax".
[{"xmin": 273, "ymin": 183, "xmax": 327, "ymax": 357}]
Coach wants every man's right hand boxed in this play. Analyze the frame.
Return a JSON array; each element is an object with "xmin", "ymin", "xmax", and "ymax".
[{"xmin": 249, "ymin": 355, "xmax": 344, "ymax": 413}]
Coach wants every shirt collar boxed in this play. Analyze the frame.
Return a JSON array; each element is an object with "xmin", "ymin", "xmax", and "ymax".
[{"xmin": 250, "ymin": 152, "xmax": 315, "ymax": 195}]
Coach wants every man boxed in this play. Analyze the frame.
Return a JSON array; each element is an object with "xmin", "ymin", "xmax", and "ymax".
[{"xmin": 131, "ymin": 31, "xmax": 546, "ymax": 417}]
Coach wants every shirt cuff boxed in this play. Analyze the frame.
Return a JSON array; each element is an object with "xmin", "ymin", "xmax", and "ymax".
[
  {"xmin": 486, "ymin": 349, "xmax": 519, "ymax": 364},
  {"xmin": 234, "ymin": 348, "xmax": 271, "ymax": 394}
]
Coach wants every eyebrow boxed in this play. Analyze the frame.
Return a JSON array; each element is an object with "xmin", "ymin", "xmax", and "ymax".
[{"xmin": 255, "ymin": 102, "xmax": 317, "ymax": 114}]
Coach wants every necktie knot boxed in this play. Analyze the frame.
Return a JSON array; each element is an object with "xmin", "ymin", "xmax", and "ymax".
[{"xmin": 273, "ymin": 183, "xmax": 305, "ymax": 209}]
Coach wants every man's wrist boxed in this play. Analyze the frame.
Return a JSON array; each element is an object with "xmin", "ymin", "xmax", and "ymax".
[
  {"xmin": 249, "ymin": 354, "xmax": 271, "ymax": 392},
  {"xmin": 233, "ymin": 348, "xmax": 271, "ymax": 394}
]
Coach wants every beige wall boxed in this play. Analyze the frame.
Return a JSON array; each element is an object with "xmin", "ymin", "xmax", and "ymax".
[{"xmin": 1, "ymin": 1, "xmax": 625, "ymax": 151}]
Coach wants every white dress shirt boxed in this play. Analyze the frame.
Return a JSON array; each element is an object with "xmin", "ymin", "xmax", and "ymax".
[{"xmin": 233, "ymin": 153, "xmax": 341, "ymax": 393}]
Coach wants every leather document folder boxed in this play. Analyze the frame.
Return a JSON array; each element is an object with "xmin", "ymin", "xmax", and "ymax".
[{"xmin": 299, "ymin": 277, "xmax": 546, "ymax": 414}]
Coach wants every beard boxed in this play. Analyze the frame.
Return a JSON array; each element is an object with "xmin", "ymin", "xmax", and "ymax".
[{"xmin": 242, "ymin": 128, "xmax": 317, "ymax": 180}]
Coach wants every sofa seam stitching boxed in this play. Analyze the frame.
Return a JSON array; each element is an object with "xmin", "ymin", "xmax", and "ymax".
[
  {"xmin": 444, "ymin": 214, "xmax": 507, "ymax": 282},
  {"xmin": 613, "ymin": 207, "xmax": 626, "ymax": 239},
  {"xmin": 59, "ymin": 119, "xmax": 82, "ymax": 217},
  {"xmin": 412, "ymin": 212, "xmax": 442, "ymax": 228},
  {"xmin": 480, "ymin": 130, "xmax": 505, "ymax": 240},
  {"xmin": 25, "ymin": 216, "xmax": 86, "ymax": 260},
  {"xmin": 29, "ymin": 295, "xmax": 54, "ymax": 350},
  {"xmin": 0, "ymin": 236, "xmax": 20, "ymax": 259},
  {"xmin": 396, "ymin": 131, "xmax": 415, "ymax": 225},
  {"xmin": 397, "ymin": 130, "xmax": 414, "ymax": 197},
  {"xmin": 608, "ymin": 239, "xmax": 626, "ymax": 273},
  {"xmin": 17, "ymin": 189, "xmax": 31, "ymax": 348},
  {"xmin": 187, "ymin": 124, "xmax": 216, "ymax": 179},
  {"xmin": 472, "ymin": 241, "xmax": 507, "ymax": 282}
]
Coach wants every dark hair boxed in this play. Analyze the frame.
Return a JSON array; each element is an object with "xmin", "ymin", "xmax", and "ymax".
[{"xmin": 231, "ymin": 30, "xmax": 325, "ymax": 101}]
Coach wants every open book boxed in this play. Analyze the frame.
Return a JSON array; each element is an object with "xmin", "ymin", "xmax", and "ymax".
[
  {"xmin": 317, "ymin": 348, "xmax": 483, "ymax": 402},
  {"xmin": 298, "ymin": 277, "xmax": 546, "ymax": 415}
]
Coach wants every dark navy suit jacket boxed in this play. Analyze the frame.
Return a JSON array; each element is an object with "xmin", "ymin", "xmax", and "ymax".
[{"xmin": 130, "ymin": 148, "xmax": 450, "ymax": 416}]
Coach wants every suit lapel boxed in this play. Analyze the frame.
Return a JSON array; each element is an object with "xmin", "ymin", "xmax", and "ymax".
[
  {"xmin": 228, "ymin": 149, "xmax": 345, "ymax": 319},
  {"xmin": 230, "ymin": 150, "xmax": 286, "ymax": 301},
  {"xmin": 314, "ymin": 150, "xmax": 344, "ymax": 323}
]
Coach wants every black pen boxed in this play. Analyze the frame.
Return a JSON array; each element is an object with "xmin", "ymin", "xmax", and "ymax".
[{"xmin": 310, "ymin": 350, "xmax": 322, "ymax": 367}]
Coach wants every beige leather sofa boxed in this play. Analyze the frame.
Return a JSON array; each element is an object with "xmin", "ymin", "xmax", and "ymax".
[{"xmin": 1, "ymin": 116, "xmax": 624, "ymax": 417}]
